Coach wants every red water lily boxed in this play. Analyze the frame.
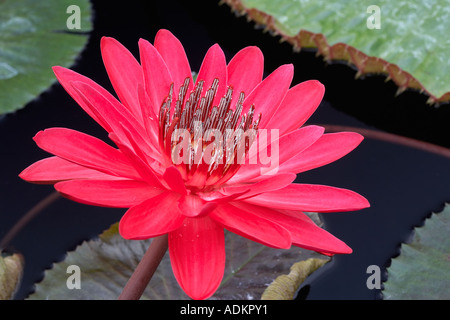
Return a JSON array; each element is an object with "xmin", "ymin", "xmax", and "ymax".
[{"xmin": 20, "ymin": 29, "xmax": 369, "ymax": 300}]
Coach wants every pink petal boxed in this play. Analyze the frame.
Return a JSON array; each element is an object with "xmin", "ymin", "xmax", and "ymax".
[
  {"xmin": 139, "ymin": 39, "xmax": 173, "ymax": 116},
  {"xmin": 229, "ymin": 125, "xmax": 324, "ymax": 183},
  {"xmin": 265, "ymin": 80, "xmax": 325, "ymax": 136},
  {"xmin": 278, "ymin": 132, "xmax": 364, "ymax": 174},
  {"xmin": 195, "ymin": 44, "xmax": 227, "ymax": 107},
  {"xmin": 33, "ymin": 128, "xmax": 141, "ymax": 180},
  {"xmin": 231, "ymin": 202, "xmax": 352, "ymax": 254},
  {"xmin": 100, "ymin": 37, "xmax": 144, "ymax": 121},
  {"xmin": 227, "ymin": 46, "xmax": 264, "ymax": 107},
  {"xmin": 119, "ymin": 192, "xmax": 185, "ymax": 240},
  {"xmin": 55, "ymin": 179, "xmax": 162, "ymax": 208},
  {"xmin": 168, "ymin": 216, "xmax": 225, "ymax": 300},
  {"xmin": 243, "ymin": 64, "xmax": 293, "ymax": 129},
  {"xmin": 211, "ymin": 203, "xmax": 291, "ymax": 249},
  {"xmin": 244, "ymin": 183, "xmax": 370, "ymax": 212},
  {"xmin": 154, "ymin": 29, "xmax": 193, "ymax": 97},
  {"xmin": 19, "ymin": 156, "xmax": 121, "ymax": 184}
]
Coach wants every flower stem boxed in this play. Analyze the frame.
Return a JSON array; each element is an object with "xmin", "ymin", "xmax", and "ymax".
[
  {"xmin": 118, "ymin": 234, "xmax": 168, "ymax": 300},
  {"xmin": 0, "ymin": 191, "xmax": 60, "ymax": 249}
]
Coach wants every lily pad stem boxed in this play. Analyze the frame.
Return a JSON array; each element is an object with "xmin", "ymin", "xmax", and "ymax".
[{"xmin": 118, "ymin": 234, "xmax": 168, "ymax": 300}]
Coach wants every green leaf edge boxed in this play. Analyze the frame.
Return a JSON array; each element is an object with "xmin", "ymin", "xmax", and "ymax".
[
  {"xmin": 0, "ymin": 0, "xmax": 93, "ymax": 115},
  {"xmin": 222, "ymin": 0, "xmax": 450, "ymax": 105},
  {"xmin": 382, "ymin": 203, "xmax": 450, "ymax": 300}
]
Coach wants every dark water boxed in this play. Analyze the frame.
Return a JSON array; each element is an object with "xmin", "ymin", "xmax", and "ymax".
[{"xmin": 1, "ymin": 0, "xmax": 449, "ymax": 300}]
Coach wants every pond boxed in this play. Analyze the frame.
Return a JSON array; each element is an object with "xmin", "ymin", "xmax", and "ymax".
[{"xmin": 1, "ymin": 0, "xmax": 449, "ymax": 300}]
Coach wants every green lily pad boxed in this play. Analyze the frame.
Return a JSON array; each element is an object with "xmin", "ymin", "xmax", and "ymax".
[
  {"xmin": 224, "ymin": 0, "xmax": 450, "ymax": 104},
  {"xmin": 383, "ymin": 203, "xmax": 450, "ymax": 299},
  {"xmin": 28, "ymin": 217, "xmax": 327, "ymax": 300},
  {"xmin": 0, "ymin": 0, "xmax": 92, "ymax": 114},
  {"xmin": 0, "ymin": 252, "xmax": 24, "ymax": 300}
]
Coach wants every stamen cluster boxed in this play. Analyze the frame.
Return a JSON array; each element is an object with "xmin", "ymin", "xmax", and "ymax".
[{"xmin": 158, "ymin": 78, "xmax": 261, "ymax": 188}]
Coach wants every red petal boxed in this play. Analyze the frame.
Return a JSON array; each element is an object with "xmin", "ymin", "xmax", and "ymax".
[
  {"xmin": 168, "ymin": 216, "xmax": 225, "ymax": 300},
  {"xmin": 232, "ymin": 202, "xmax": 352, "ymax": 254},
  {"xmin": 70, "ymin": 81, "xmax": 160, "ymax": 161},
  {"xmin": 196, "ymin": 44, "xmax": 227, "ymax": 107},
  {"xmin": 163, "ymin": 166, "xmax": 188, "ymax": 195},
  {"xmin": 53, "ymin": 66, "xmax": 144, "ymax": 136},
  {"xmin": 278, "ymin": 210, "xmax": 352, "ymax": 254},
  {"xmin": 197, "ymin": 189, "xmax": 250, "ymax": 203},
  {"xmin": 19, "ymin": 156, "xmax": 120, "ymax": 184},
  {"xmin": 221, "ymin": 172, "xmax": 296, "ymax": 198},
  {"xmin": 244, "ymin": 183, "xmax": 370, "ymax": 212},
  {"xmin": 100, "ymin": 37, "xmax": 144, "ymax": 121},
  {"xmin": 227, "ymin": 46, "xmax": 264, "ymax": 107},
  {"xmin": 52, "ymin": 66, "xmax": 115, "ymax": 131},
  {"xmin": 278, "ymin": 132, "xmax": 364, "ymax": 174},
  {"xmin": 265, "ymin": 80, "xmax": 325, "ymax": 136},
  {"xmin": 119, "ymin": 192, "xmax": 185, "ymax": 240},
  {"xmin": 177, "ymin": 194, "xmax": 218, "ymax": 218},
  {"xmin": 229, "ymin": 125, "xmax": 324, "ymax": 183},
  {"xmin": 33, "ymin": 128, "xmax": 141, "ymax": 180},
  {"xmin": 243, "ymin": 64, "xmax": 293, "ymax": 129},
  {"xmin": 110, "ymin": 131, "xmax": 165, "ymax": 188},
  {"xmin": 139, "ymin": 39, "xmax": 173, "ymax": 116},
  {"xmin": 137, "ymin": 85, "xmax": 160, "ymax": 147},
  {"xmin": 211, "ymin": 203, "xmax": 291, "ymax": 249},
  {"xmin": 154, "ymin": 29, "xmax": 193, "ymax": 97},
  {"xmin": 55, "ymin": 179, "xmax": 162, "ymax": 208},
  {"xmin": 178, "ymin": 194, "xmax": 204, "ymax": 217}
]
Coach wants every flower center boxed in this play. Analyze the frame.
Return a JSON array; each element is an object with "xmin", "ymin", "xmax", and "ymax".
[{"xmin": 158, "ymin": 77, "xmax": 261, "ymax": 191}]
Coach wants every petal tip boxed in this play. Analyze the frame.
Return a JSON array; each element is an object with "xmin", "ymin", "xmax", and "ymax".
[
  {"xmin": 52, "ymin": 65, "xmax": 68, "ymax": 76},
  {"xmin": 155, "ymin": 28, "xmax": 174, "ymax": 39},
  {"xmin": 361, "ymin": 196, "xmax": 371, "ymax": 209},
  {"xmin": 18, "ymin": 168, "xmax": 28, "ymax": 181},
  {"xmin": 32, "ymin": 129, "xmax": 46, "ymax": 143},
  {"xmin": 100, "ymin": 36, "xmax": 119, "ymax": 51},
  {"xmin": 206, "ymin": 43, "xmax": 225, "ymax": 58},
  {"xmin": 309, "ymin": 79, "xmax": 325, "ymax": 91}
]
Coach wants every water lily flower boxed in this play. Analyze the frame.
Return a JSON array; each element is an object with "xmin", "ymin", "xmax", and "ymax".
[{"xmin": 20, "ymin": 29, "xmax": 369, "ymax": 300}]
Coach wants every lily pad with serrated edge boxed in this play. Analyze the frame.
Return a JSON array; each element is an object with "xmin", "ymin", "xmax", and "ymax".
[
  {"xmin": 223, "ymin": 0, "xmax": 450, "ymax": 105},
  {"xmin": 28, "ymin": 219, "xmax": 328, "ymax": 300},
  {"xmin": 0, "ymin": 0, "xmax": 92, "ymax": 115},
  {"xmin": 383, "ymin": 203, "xmax": 450, "ymax": 299}
]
